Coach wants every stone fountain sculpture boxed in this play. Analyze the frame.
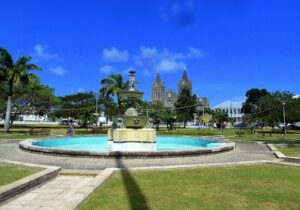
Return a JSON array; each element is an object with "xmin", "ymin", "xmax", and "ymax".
[{"xmin": 108, "ymin": 71, "xmax": 156, "ymax": 151}]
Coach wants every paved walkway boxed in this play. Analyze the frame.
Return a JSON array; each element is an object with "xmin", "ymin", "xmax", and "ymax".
[
  {"xmin": 0, "ymin": 175, "xmax": 94, "ymax": 210},
  {"xmin": 0, "ymin": 141, "xmax": 275, "ymax": 169}
]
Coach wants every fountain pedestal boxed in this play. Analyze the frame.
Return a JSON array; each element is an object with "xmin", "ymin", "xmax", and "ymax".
[
  {"xmin": 108, "ymin": 128, "xmax": 156, "ymax": 152},
  {"xmin": 107, "ymin": 70, "xmax": 157, "ymax": 152}
]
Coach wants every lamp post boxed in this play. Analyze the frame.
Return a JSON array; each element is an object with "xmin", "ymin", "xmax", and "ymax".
[{"xmin": 282, "ymin": 102, "xmax": 287, "ymax": 139}]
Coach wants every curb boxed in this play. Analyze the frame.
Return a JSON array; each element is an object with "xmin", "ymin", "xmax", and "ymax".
[
  {"xmin": 19, "ymin": 139, "xmax": 235, "ymax": 158},
  {"xmin": 266, "ymin": 144, "xmax": 286, "ymax": 159},
  {"xmin": 0, "ymin": 159, "xmax": 61, "ymax": 203}
]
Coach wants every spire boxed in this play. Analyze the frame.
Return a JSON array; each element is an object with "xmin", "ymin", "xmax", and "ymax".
[
  {"xmin": 182, "ymin": 68, "xmax": 189, "ymax": 81},
  {"xmin": 155, "ymin": 73, "xmax": 162, "ymax": 83}
]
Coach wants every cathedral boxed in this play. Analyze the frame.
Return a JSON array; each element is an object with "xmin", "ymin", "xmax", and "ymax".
[{"xmin": 151, "ymin": 68, "xmax": 209, "ymax": 109}]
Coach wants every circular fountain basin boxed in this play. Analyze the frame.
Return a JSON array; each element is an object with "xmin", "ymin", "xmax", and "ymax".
[{"xmin": 19, "ymin": 136, "xmax": 235, "ymax": 157}]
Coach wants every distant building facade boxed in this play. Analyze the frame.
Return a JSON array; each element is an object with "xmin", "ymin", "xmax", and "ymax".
[
  {"xmin": 151, "ymin": 68, "xmax": 209, "ymax": 110},
  {"xmin": 212, "ymin": 100, "xmax": 244, "ymax": 124}
]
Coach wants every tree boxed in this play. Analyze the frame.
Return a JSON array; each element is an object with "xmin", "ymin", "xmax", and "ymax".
[
  {"xmin": 212, "ymin": 110, "xmax": 229, "ymax": 134},
  {"xmin": 100, "ymin": 74, "xmax": 128, "ymax": 115},
  {"xmin": 0, "ymin": 48, "xmax": 42, "ymax": 132},
  {"xmin": 52, "ymin": 92, "xmax": 96, "ymax": 120},
  {"xmin": 160, "ymin": 108, "xmax": 176, "ymax": 131},
  {"xmin": 200, "ymin": 113, "xmax": 212, "ymax": 126},
  {"xmin": 241, "ymin": 88, "xmax": 270, "ymax": 126},
  {"xmin": 257, "ymin": 91, "xmax": 300, "ymax": 129},
  {"xmin": 79, "ymin": 109, "xmax": 98, "ymax": 130},
  {"xmin": 149, "ymin": 101, "xmax": 164, "ymax": 131},
  {"xmin": 10, "ymin": 75, "xmax": 58, "ymax": 126},
  {"xmin": 174, "ymin": 88, "xmax": 197, "ymax": 128}
]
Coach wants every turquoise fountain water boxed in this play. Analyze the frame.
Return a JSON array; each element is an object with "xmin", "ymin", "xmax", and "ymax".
[{"xmin": 33, "ymin": 136, "xmax": 221, "ymax": 152}]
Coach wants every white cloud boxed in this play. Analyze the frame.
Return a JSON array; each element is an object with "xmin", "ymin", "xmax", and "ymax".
[
  {"xmin": 156, "ymin": 59, "xmax": 185, "ymax": 72},
  {"xmin": 75, "ymin": 88, "xmax": 85, "ymax": 93},
  {"xmin": 188, "ymin": 47, "xmax": 204, "ymax": 58},
  {"xmin": 50, "ymin": 66, "xmax": 66, "ymax": 76},
  {"xmin": 101, "ymin": 46, "xmax": 205, "ymax": 76},
  {"xmin": 102, "ymin": 47, "xmax": 129, "ymax": 62},
  {"xmin": 31, "ymin": 44, "xmax": 60, "ymax": 61},
  {"xmin": 133, "ymin": 46, "xmax": 191, "ymax": 74},
  {"xmin": 140, "ymin": 46, "xmax": 158, "ymax": 60},
  {"xmin": 100, "ymin": 65, "xmax": 114, "ymax": 74}
]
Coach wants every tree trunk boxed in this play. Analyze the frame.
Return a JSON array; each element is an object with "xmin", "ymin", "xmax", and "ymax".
[
  {"xmin": 183, "ymin": 121, "xmax": 187, "ymax": 128},
  {"xmin": 4, "ymin": 95, "xmax": 12, "ymax": 133}
]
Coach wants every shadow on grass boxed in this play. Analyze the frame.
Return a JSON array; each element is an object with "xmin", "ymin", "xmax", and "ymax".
[{"xmin": 115, "ymin": 156, "xmax": 150, "ymax": 210}]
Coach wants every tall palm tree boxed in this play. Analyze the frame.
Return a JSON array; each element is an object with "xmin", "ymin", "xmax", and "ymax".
[
  {"xmin": 100, "ymin": 74, "xmax": 127, "ymax": 115},
  {"xmin": 0, "ymin": 48, "xmax": 42, "ymax": 132}
]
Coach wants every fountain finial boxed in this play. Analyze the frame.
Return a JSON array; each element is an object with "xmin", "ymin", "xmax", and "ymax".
[{"xmin": 128, "ymin": 70, "xmax": 136, "ymax": 90}]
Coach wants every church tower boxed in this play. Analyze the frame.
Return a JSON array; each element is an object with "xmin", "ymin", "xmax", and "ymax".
[
  {"xmin": 178, "ymin": 67, "xmax": 192, "ymax": 94},
  {"xmin": 151, "ymin": 73, "xmax": 165, "ymax": 103}
]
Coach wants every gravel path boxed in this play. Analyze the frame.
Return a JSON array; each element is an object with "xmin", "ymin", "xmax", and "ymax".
[{"xmin": 0, "ymin": 141, "xmax": 275, "ymax": 170}]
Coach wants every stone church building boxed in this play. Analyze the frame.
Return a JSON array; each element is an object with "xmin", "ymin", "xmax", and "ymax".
[{"xmin": 151, "ymin": 68, "xmax": 209, "ymax": 109}]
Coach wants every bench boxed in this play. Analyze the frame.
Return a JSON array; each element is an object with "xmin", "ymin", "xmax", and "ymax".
[{"xmin": 257, "ymin": 130, "xmax": 272, "ymax": 137}]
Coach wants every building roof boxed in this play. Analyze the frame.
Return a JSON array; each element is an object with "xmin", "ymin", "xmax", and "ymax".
[
  {"xmin": 152, "ymin": 73, "xmax": 164, "ymax": 86},
  {"xmin": 153, "ymin": 73, "xmax": 163, "ymax": 85},
  {"xmin": 182, "ymin": 69, "xmax": 189, "ymax": 81},
  {"xmin": 212, "ymin": 100, "xmax": 243, "ymax": 109}
]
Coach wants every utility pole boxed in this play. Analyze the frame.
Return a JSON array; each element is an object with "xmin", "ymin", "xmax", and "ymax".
[{"xmin": 283, "ymin": 102, "xmax": 287, "ymax": 139}]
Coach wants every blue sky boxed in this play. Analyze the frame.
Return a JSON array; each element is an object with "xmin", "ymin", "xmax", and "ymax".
[{"xmin": 1, "ymin": 0, "xmax": 300, "ymax": 106}]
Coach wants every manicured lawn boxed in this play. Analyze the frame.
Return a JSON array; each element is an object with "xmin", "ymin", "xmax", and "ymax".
[
  {"xmin": 0, "ymin": 162, "xmax": 41, "ymax": 187},
  {"xmin": 78, "ymin": 165, "xmax": 300, "ymax": 210},
  {"xmin": 277, "ymin": 146, "xmax": 300, "ymax": 157}
]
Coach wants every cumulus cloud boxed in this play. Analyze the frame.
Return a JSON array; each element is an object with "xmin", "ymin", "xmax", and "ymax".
[
  {"xmin": 100, "ymin": 45, "xmax": 205, "ymax": 76},
  {"xmin": 133, "ymin": 46, "xmax": 204, "ymax": 74},
  {"xmin": 100, "ymin": 65, "xmax": 114, "ymax": 74},
  {"xmin": 156, "ymin": 59, "xmax": 185, "ymax": 72},
  {"xmin": 31, "ymin": 44, "xmax": 60, "ymax": 61},
  {"xmin": 102, "ymin": 47, "xmax": 129, "ymax": 62},
  {"xmin": 188, "ymin": 47, "xmax": 204, "ymax": 58},
  {"xmin": 50, "ymin": 66, "xmax": 66, "ymax": 76}
]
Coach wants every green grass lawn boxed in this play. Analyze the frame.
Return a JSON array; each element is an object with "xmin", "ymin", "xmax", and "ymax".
[
  {"xmin": 277, "ymin": 146, "xmax": 300, "ymax": 157},
  {"xmin": 0, "ymin": 162, "xmax": 41, "ymax": 187},
  {"xmin": 78, "ymin": 165, "xmax": 300, "ymax": 210}
]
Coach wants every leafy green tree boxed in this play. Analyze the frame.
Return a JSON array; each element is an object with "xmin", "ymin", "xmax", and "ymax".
[
  {"xmin": 100, "ymin": 74, "xmax": 128, "ymax": 115},
  {"xmin": 10, "ymin": 75, "xmax": 58, "ymax": 125},
  {"xmin": 79, "ymin": 109, "xmax": 98, "ymax": 129},
  {"xmin": 149, "ymin": 101, "xmax": 164, "ymax": 131},
  {"xmin": 174, "ymin": 88, "xmax": 197, "ymax": 128},
  {"xmin": 212, "ymin": 110, "xmax": 229, "ymax": 134},
  {"xmin": 257, "ymin": 91, "xmax": 300, "ymax": 129},
  {"xmin": 160, "ymin": 108, "xmax": 176, "ymax": 131},
  {"xmin": 0, "ymin": 48, "xmax": 42, "ymax": 132},
  {"xmin": 52, "ymin": 92, "xmax": 96, "ymax": 119}
]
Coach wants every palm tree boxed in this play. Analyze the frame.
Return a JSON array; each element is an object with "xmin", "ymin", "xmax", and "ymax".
[
  {"xmin": 0, "ymin": 48, "xmax": 42, "ymax": 132},
  {"xmin": 100, "ymin": 74, "xmax": 127, "ymax": 115}
]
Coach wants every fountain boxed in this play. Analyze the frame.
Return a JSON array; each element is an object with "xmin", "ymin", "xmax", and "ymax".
[
  {"xmin": 19, "ymin": 70, "xmax": 235, "ymax": 157},
  {"xmin": 107, "ymin": 71, "xmax": 156, "ymax": 152}
]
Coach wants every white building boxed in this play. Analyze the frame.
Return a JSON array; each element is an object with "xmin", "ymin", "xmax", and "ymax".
[{"xmin": 212, "ymin": 100, "xmax": 244, "ymax": 124}]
